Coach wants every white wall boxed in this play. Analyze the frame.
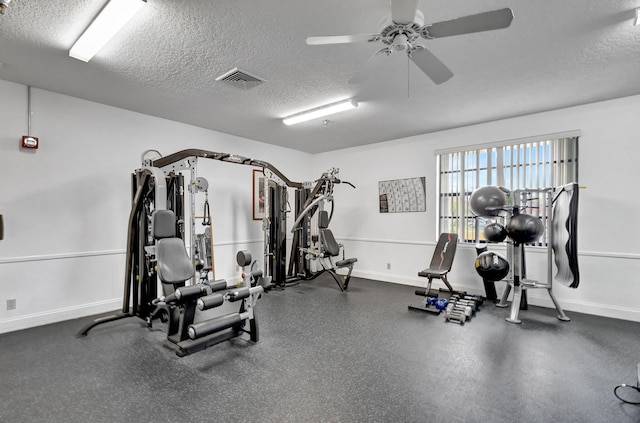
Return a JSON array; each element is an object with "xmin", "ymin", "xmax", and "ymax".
[
  {"xmin": 313, "ymin": 95, "xmax": 640, "ymax": 322},
  {"xmin": 0, "ymin": 80, "xmax": 311, "ymax": 333},
  {"xmin": 3, "ymin": 77, "xmax": 640, "ymax": 333}
]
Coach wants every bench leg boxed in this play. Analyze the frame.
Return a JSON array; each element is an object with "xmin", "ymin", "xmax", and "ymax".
[
  {"xmin": 441, "ymin": 274, "xmax": 454, "ymax": 292},
  {"xmin": 326, "ymin": 269, "xmax": 345, "ymax": 291}
]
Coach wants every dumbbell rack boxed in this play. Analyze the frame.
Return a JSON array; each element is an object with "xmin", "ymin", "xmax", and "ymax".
[
  {"xmin": 409, "ymin": 288, "xmax": 484, "ymax": 325},
  {"xmin": 443, "ymin": 292, "xmax": 484, "ymax": 324},
  {"xmin": 495, "ymin": 188, "xmax": 570, "ymax": 324}
]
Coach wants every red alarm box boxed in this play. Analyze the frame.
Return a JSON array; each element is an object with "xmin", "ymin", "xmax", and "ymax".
[{"xmin": 21, "ymin": 136, "xmax": 39, "ymax": 149}]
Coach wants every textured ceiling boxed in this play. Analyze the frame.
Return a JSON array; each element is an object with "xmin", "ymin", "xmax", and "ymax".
[{"xmin": 1, "ymin": 0, "xmax": 640, "ymax": 154}]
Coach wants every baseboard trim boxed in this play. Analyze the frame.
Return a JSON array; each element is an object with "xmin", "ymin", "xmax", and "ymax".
[
  {"xmin": 3, "ymin": 266, "xmax": 639, "ymax": 334},
  {"xmin": 0, "ymin": 298, "xmax": 122, "ymax": 334},
  {"xmin": 521, "ymin": 295, "xmax": 640, "ymax": 322},
  {"xmin": 0, "ymin": 270, "xmax": 240, "ymax": 334}
]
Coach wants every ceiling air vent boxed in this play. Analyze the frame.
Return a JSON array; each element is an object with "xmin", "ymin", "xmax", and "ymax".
[{"xmin": 216, "ymin": 67, "xmax": 265, "ymax": 90}]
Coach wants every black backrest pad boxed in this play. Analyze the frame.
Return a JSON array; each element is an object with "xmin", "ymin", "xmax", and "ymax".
[
  {"xmin": 318, "ymin": 210, "xmax": 330, "ymax": 229},
  {"xmin": 428, "ymin": 233, "xmax": 458, "ymax": 271},
  {"xmin": 153, "ymin": 210, "xmax": 177, "ymax": 239},
  {"xmin": 320, "ymin": 228, "xmax": 340, "ymax": 256}
]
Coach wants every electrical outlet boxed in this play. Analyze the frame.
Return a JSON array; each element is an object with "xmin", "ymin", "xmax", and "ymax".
[
  {"xmin": 387, "ymin": 263, "xmax": 391, "ymax": 270},
  {"xmin": 7, "ymin": 299, "xmax": 16, "ymax": 310}
]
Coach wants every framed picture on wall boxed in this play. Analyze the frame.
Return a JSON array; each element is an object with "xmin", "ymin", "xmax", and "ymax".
[{"xmin": 253, "ymin": 169, "xmax": 266, "ymax": 220}]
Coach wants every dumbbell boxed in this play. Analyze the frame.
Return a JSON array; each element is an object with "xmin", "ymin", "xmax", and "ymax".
[
  {"xmin": 446, "ymin": 302, "xmax": 473, "ymax": 317},
  {"xmin": 435, "ymin": 298, "xmax": 449, "ymax": 310},
  {"xmin": 461, "ymin": 295, "xmax": 482, "ymax": 308},
  {"xmin": 452, "ymin": 302, "xmax": 472, "ymax": 317},
  {"xmin": 445, "ymin": 308, "xmax": 466, "ymax": 324},
  {"xmin": 421, "ymin": 296, "xmax": 433, "ymax": 306},
  {"xmin": 463, "ymin": 294, "xmax": 484, "ymax": 306},
  {"xmin": 425, "ymin": 296, "xmax": 438, "ymax": 305},
  {"xmin": 450, "ymin": 294, "xmax": 474, "ymax": 304},
  {"xmin": 455, "ymin": 299, "xmax": 477, "ymax": 312},
  {"xmin": 459, "ymin": 294, "xmax": 482, "ymax": 308}
]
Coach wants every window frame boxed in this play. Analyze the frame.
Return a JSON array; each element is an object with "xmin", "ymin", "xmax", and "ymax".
[{"xmin": 435, "ymin": 131, "xmax": 579, "ymax": 245}]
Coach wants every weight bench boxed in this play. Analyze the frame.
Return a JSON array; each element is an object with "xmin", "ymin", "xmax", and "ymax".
[{"xmin": 409, "ymin": 233, "xmax": 458, "ymax": 313}]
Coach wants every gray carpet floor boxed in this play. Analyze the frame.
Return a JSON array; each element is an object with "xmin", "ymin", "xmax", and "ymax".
[{"xmin": 1, "ymin": 275, "xmax": 639, "ymax": 423}]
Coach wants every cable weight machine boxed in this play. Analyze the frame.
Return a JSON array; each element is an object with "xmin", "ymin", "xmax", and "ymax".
[
  {"xmin": 76, "ymin": 148, "xmax": 356, "ymax": 354},
  {"xmin": 76, "ymin": 149, "xmax": 302, "ymax": 354},
  {"xmin": 286, "ymin": 168, "xmax": 358, "ymax": 290}
]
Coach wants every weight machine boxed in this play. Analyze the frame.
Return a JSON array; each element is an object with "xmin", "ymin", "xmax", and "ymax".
[
  {"xmin": 148, "ymin": 208, "xmax": 266, "ymax": 356},
  {"xmin": 76, "ymin": 149, "xmax": 301, "ymax": 355},
  {"xmin": 76, "ymin": 148, "xmax": 357, "ymax": 353},
  {"xmin": 287, "ymin": 168, "xmax": 358, "ymax": 291}
]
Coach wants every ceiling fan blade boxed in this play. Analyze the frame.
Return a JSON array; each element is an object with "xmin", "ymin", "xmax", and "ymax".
[
  {"xmin": 391, "ymin": 0, "xmax": 419, "ymax": 24},
  {"xmin": 424, "ymin": 8, "xmax": 514, "ymax": 39},
  {"xmin": 349, "ymin": 48, "xmax": 390, "ymax": 84},
  {"xmin": 306, "ymin": 34, "xmax": 379, "ymax": 45},
  {"xmin": 409, "ymin": 47, "xmax": 453, "ymax": 85}
]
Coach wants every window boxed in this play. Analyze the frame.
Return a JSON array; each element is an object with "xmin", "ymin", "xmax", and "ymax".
[{"xmin": 436, "ymin": 132, "xmax": 579, "ymax": 243}]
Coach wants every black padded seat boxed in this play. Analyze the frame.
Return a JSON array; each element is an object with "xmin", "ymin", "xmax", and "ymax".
[
  {"xmin": 418, "ymin": 268, "xmax": 448, "ymax": 278},
  {"xmin": 336, "ymin": 258, "xmax": 358, "ymax": 267}
]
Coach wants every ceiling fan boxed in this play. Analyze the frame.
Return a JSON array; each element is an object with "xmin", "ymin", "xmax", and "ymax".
[{"xmin": 306, "ymin": 0, "xmax": 514, "ymax": 85}]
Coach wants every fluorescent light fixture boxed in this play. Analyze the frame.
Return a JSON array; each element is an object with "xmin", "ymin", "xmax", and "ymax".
[
  {"xmin": 283, "ymin": 98, "xmax": 358, "ymax": 126},
  {"xmin": 636, "ymin": 8, "xmax": 640, "ymax": 26},
  {"xmin": 69, "ymin": 0, "xmax": 146, "ymax": 62}
]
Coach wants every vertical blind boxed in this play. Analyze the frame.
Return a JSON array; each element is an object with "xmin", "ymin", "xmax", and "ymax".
[{"xmin": 437, "ymin": 134, "xmax": 579, "ymax": 243}]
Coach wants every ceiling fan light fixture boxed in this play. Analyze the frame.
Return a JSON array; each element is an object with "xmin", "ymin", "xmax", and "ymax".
[
  {"xmin": 69, "ymin": 0, "xmax": 146, "ymax": 62},
  {"xmin": 283, "ymin": 99, "xmax": 358, "ymax": 126},
  {"xmin": 0, "ymin": 0, "xmax": 12, "ymax": 15},
  {"xmin": 392, "ymin": 34, "xmax": 409, "ymax": 51}
]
